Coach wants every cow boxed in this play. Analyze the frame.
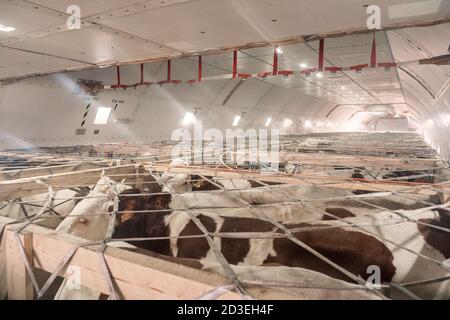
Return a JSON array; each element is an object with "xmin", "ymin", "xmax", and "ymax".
[
  {"xmin": 382, "ymin": 170, "xmax": 434, "ymax": 184},
  {"xmin": 161, "ymin": 172, "xmax": 254, "ymax": 193},
  {"xmin": 112, "ymin": 193, "xmax": 450, "ymax": 300},
  {"xmin": 0, "ymin": 188, "xmax": 89, "ymax": 229},
  {"xmin": 202, "ymin": 263, "xmax": 382, "ymax": 300},
  {"xmin": 164, "ymin": 183, "xmax": 441, "ymax": 223},
  {"xmin": 54, "ymin": 176, "xmax": 134, "ymax": 300}
]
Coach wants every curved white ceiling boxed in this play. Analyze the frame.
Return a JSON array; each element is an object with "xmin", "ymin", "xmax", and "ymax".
[
  {"xmin": 0, "ymin": 0, "xmax": 449, "ymax": 159},
  {"xmin": 0, "ymin": 0, "xmax": 449, "ymax": 80}
]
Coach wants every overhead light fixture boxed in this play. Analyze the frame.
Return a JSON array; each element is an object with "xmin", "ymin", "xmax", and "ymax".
[
  {"xmin": 283, "ymin": 118, "xmax": 292, "ymax": 128},
  {"xmin": 265, "ymin": 117, "xmax": 272, "ymax": 127},
  {"xmin": 300, "ymin": 63, "xmax": 307, "ymax": 68},
  {"xmin": 182, "ymin": 112, "xmax": 195, "ymax": 126},
  {"xmin": 275, "ymin": 47, "xmax": 283, "ymax": 54},
  {"xmin": 316, "ymin": 72, "xmax": 323, "ymax": 78},
  {"xmin": 0, "ymin": 24, "xmax": 15, "ymax": 32},
  {"xmin": 94, "ymin": 107, "xmax": 112, "ymax": 125},
  {"xmin": 304, "ymin": 120, "xmax": 312, "ymax": 128},
  {"xmin": 233, "ymin": 115, "xmax": 241, "ymax": 127},
  {"xmin": 341, "ymin": 86, "xmax": 346, "ymax": 90}
]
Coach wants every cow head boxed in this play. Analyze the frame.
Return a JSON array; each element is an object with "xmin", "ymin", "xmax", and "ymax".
[{"xmin": 56, "ymin": 176, "xmax": 131, "ymax": 241}]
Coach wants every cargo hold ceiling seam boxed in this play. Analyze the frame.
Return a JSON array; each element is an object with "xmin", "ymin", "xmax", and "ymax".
[
  {"xmin": 0, "ymin": 45, "xmax": 96, "ymax": 66},
  {"xmin": 398, "ymin": 66, "xmax": 436, "ymax": 100},
  {"xmin": 385, "ymin": 30, "xmax": 408, "ymax": 105}
]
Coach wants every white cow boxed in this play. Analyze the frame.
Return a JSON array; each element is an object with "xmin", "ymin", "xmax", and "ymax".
[
  {"xmin": 55, "ymin": 176, "xmax": 132, "ymax": 300},
  {"xmin": 168, "ymin": 185, "xmax": 438, "ymax": 223},
  {"xmin": 0, "ymin": 189, "xmax": 84, "ymax": 229},
  {"xmin": 202, "ymin": 263, "xmax": 382, "ymax": 300}
]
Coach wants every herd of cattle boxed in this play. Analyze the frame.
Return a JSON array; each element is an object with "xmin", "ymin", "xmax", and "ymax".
[{"xmin": 1, "ymin": 165, "xmax": 449, "ymax": 300}]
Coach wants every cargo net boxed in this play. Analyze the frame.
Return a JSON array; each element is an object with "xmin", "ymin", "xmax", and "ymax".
[{"xmin": 1, "ymin": 134, "xmax": 450, "ymax": 300}]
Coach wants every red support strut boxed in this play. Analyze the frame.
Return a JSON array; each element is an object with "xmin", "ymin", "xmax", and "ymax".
[
  {"xmin": 232, "ymin": 50, "xmax": 238, "ymax": 79},
  {"xmin": 167, "ymin": 60, "xmax": 171, "ymax": 82},
  {"xmin": 198, "ymin": 56, "xmax": 202, "ymax": 82},
  {"xmin": 273, "ymin": 46, "xmax": 279, "ymax": 75},
  {"xmin": 370, "ymin": 33, "xmax": 377, "ymax": 68},
  {"xmin": 140, "ymin": 63, "xmax": 144, "ymax": 85}
]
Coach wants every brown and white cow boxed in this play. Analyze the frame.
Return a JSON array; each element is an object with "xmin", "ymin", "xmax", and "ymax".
[{"xmin": 113, "ymin": 193, "xmax": 450, "ymax": 299}]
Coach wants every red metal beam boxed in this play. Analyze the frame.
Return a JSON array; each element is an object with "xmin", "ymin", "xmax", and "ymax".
[
  {"xmin": 370, "ymin": 33, "xmax": 377, "ymax": 68},
  {"xmin": 198, "ymin": 56, "xmax": 202, "ymax": 82},
  {"xmin": 232, "ymin": 50, "xmax": 238, "ymax": 79},
  {"xmin": 273, "ymin": 46, "xmax": 279, "ymax": 75},
  {"xmin": 167, "ymin": 60, "xmax": 171, "ymax": 82}
]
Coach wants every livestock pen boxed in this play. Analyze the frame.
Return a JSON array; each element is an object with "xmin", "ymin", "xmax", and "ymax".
[{"xmin": 1, "ymin": 132, "xmax": 450, "ymax": 300}]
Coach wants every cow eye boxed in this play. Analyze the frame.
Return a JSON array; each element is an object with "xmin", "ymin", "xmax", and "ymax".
[{"xmin": 78, "ymin": 218, "xmax": 89, "ymax": 226}]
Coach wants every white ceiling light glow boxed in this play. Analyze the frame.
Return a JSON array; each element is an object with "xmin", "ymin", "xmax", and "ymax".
[
  {"xmin": 283, "ymin": 118, "xmax": 293, "ymax": 128},
  {"xmin": 94, "ymin": 107, "xmax": 112, "ymax": 125},
  {"xmin": 265, "ymin": 118, "xmax": 272, "ymax": 127},
  {"xmin": 232, "ymin": 115, "xmax": 241, "ymax": 127},
  {"xmin": 0, "ymin": 24, "xmax": 15, "ymax": 32},
  {"xmin": 182, "ymin": 112, "xmax": 196, "ymax": 126}
]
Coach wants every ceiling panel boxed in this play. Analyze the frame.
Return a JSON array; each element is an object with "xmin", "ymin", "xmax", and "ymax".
[
  {"xmin": 9, "ymin": 26, "xmax": 174, "ymax": 65},
  {"xmin": 0, "ymin": 1, "xmax": 66, "ymax": 41},
  {"xmin": 28, "ymin": 0, "xmax": 147, "ymax": 17},
  {"xmin": 0, "ymin": 47, "xmax": 89, "ymax": 79}
]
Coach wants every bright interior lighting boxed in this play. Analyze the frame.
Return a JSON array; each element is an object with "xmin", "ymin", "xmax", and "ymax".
[
  {"xmin": 232, "ymin": 115, "xmax": 241, "ymax": 127},
  {"xmin": 341, "ymin": 86, "xmax": 346, "ymax": 90},
  {"xmin": 300, "ymin": 63, "xmax": 307, "ymax": 68},
  {"xmin": 182, "ymin": 112, "xmax": 195, "ymax": 126},
  {"xmin": 265, "ymin": 117, "xmax": 272, "ymax": 127},
  {"xmin": 304, "ymin": 120, "xmax": 312, "ymax": 128},
  {"xmin": 283, "ymin": 118, "xmax": 292, "ymax": 128},
  {"xmin": 275, "ymin": 47, "xmax": 283, "ymax": 54},
  {"xmin": 94, "ymin": 107, "xmax": 112, "ymax": 125},
  {"xmin": 316, "ymin": 72, "xmax": 323, "ymax": 78},
  {"xmin": 0, "ymin": 24, "xmax": 15, "ymax": 32}
]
